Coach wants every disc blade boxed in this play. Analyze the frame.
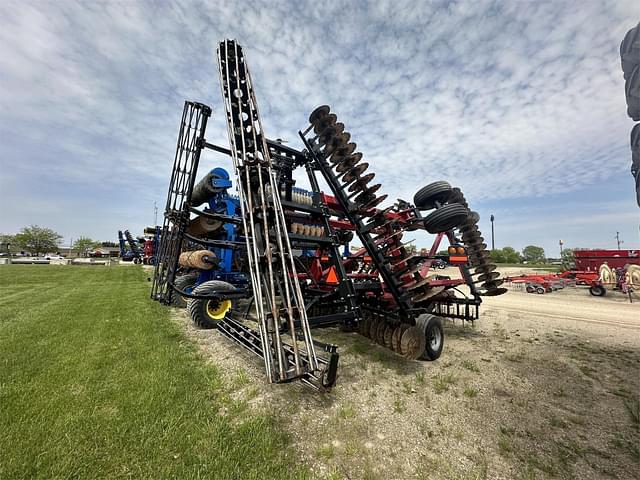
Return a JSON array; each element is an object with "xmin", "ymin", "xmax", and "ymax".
[
  {"xmin": 481, "ymin": 279, "xmax": 504, "ymax": 289},
  {"xmin": 342, "ymin": 163, "xmax": 369, "ymax": 183},
  {"xmin": 309, "ymin": 105, "xmax": 330, "ymax": 124},
  {"xmin": 358, "ymin": 194, "xmax": 388, "ymax": 213},
  {"xmin": 477, "ymin": 271, "xmax": 500, "ymax": 282},
  {"xmin": 348, "ymin": 172, "xmax": 376, "ymax": 192},
  {"xmin": 480, "ymin": 287, "xmax": 508, "ymax": 296},
  {"xmin": 331, "ymin": 142, "xmax": 357, "ymax": 159},
  {"xmin": 313, "ymin": 113, "xmax": 337, "ymax": 134},
  {"xmin": 392, "ymin": 324, "xmax": 410, "ymax": 353},
  {"xmin": 400, "ymin": 326, "xmax": 427, "ymax": 360},
  {"xmin": 475, "ymin": 264, "xmax": 497, "ymax": 274}
]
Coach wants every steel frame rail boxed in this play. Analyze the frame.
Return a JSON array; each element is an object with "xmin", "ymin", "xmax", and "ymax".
[
  {"xmin": 299, "ymin": 132, "xmax": 413, "ymax": 320},
  {"xmin": 217, "ymin": 39, "xmax": 319, "ymax": 383},
  {"xmin": 151, "ymin": 101, "xmax": 211, "ymax": 303}
]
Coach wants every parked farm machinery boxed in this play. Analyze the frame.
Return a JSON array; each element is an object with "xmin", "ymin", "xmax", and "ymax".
[
  {"xmin": 588, "ymin": 263, "xmax": 639, "ymax": 301},
  {"xmin": 503, "ymin": 250, "xmax": 640, "ymax": 302},
  {"xmin": 570, "ymin": 250, "xmax": 639, "ymax": 301},
  {"xmin": 151, "ymin": 40, "xmax": 505, "ymax": 390},
  {"xmin": 118, "ymin": 230, "xmax": 142, "ymax": 263},
  {"xmin": 141, "ymin": 226, "xmax": 160, "ymax": 265},
  {"xmin": 504, "ymin": 273, "xmax": 575, "ymax": 294},
  {"xmin": 118, "ymin": 228, "xmax": 159, "ymax": 264}
]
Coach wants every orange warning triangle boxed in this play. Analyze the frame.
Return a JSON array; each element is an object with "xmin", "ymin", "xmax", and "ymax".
[{"xmin": 326, "ymin": 267, "xmax": 339, "ymax": 285}]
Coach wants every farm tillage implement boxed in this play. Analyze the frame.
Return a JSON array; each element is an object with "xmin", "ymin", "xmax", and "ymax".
[{"xmin": 151, "ymin": 40, "xmax": 505, "ymax": 390}]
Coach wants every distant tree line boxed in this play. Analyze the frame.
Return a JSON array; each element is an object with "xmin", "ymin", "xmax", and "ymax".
[
  {"xmin": 490, "ymin": 245, "xmax": 575, "ymax": 265},
  {"xmin": 0, "ymin": 226, "xmax": 63, "ymax": 256},
  {"xmin": 0, "ymin": 225, "xmax": 106, "ymax": 257},
  {"xmin": 434, "ymin": 244, "xmax": 574, "ymax": 265}
]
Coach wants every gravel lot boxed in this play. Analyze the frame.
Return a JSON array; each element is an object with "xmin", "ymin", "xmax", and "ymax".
[{"xmin": 173, "ymin": 267, "xmax": 640, "ymax": 479}]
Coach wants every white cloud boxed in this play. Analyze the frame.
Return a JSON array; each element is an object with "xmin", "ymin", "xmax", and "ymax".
[{"xmin": 0, "ymin": 0, "xmax": 638, "ymax": 248}]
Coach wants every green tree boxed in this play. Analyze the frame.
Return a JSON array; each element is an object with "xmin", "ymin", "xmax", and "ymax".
[
  {"xmin": 489, "ymin": 247, "xmax": 521, "ymax": 264},
  {"xmin": 561, "ymin": 248, "xmax": 574, "ymax": 266},
  {"xmin": 489, "ymin": 249, "xmax": 505, "ymax": 263},
  {"xmin": 501, "ymin": 246, "xmax": 521, "ymax": 263},
  {"xmin": 522, "ymin": 245, "xmax": 546, "ymax": 264},
  {"xmin": 74, "ymin": 237, "xmax": 101, "ymax": 257},
  {"xmin": 14, "ymin": 225, "xmax": 63, "ymax": 256}
]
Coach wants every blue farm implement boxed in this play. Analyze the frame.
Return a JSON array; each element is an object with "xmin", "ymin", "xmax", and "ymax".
[{"xmin": 118, "ymin": 230, "xmax": 142, "ymax": 264}]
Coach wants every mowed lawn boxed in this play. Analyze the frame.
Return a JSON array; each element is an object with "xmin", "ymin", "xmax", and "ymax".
[{"xmin": 0, "ymin": 265, "xmax": 304, "ymax": 479}]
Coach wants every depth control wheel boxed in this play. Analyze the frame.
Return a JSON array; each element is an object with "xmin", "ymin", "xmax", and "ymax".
[
  {"xmin": 413, "ymin": 181, "xmax": 452, "ymax": 210},
  {"xmin": 171, "ymin": 273, "xmax": 199, "ymax": 308},
  {"xmin": 416, "ymin": 314, "xmax": 444, "ymax": 361},
  {"xmin": 423, "ymin": 204, "xmax": 470, "ymax": 234},
  {"xmin": 187, "ymin": 280, "xmax": 235, "ymax": 329}
]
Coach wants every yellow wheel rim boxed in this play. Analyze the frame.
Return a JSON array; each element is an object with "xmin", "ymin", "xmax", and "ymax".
[{"xmin": 205, "ymin": 299, "xmax": 232, "ymax": 320}]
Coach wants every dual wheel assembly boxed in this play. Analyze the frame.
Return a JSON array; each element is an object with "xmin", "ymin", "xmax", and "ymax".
[
  {"xmin": 414, "ymin": 181, "xmax": 507, "ymax": 297},
  {"xmin": 358, "ymin": 312, "xmax": 444, "ymax": 361}
]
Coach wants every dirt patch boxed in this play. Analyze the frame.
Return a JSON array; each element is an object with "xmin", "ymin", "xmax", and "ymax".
[{"xmin": 173, "ymin": 282, "xmax": 640, "ymax": 479}]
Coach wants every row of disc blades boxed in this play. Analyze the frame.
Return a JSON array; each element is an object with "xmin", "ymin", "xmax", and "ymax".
[
  {"xmin": 309, "ymin": 105, "xmax": 439, "ymax": 306},
  {"xmin": 448, "ymin": 189, "xmax": 507, "ymax": 296},
  {"xmin": 358, "ymin": 310, "xmax": 426, "ymax": 360}
]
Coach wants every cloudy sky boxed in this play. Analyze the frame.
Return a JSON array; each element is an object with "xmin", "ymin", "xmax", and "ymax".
[{"xmin": 1, "ymin": 0, "xmax": 638, "ymax": 255}]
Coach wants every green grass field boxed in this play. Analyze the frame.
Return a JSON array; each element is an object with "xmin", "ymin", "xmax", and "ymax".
[{"xmin": 0, "ymin": 265, "xmax": 305, "ymax": 479}]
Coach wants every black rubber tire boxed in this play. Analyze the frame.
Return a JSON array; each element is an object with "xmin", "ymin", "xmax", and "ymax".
[
  {"xmin": 536, "ymin": 287, "xmax": 545, "ymax": 294},
  {"xmin": 526, "ymin": 285, "xmax": 535, "ymax": 293},
  {"xmin": 187, "ymin": 280, "xmax": 235, "ymax": 329},
  {"xmin": 467, "ymin": 211, "xmax": 480, "ymax": 224},
  {"xmin": 171, "ymin": 273, "xmax": 199, "ymax": 308},
  {"xmin": 423, "ymin": 203, "xmax": 470, "ymax": 234},
  {"xmin": 416, "ymin": 314, "xmax": 444, "ymax": 361},
  {"xmin": 413, "ymin": 181, "xmax": 452, "ymax": 210},
  {"xmin": 309, "ymin": 105, "xmax": 330, "ymax": 124},
  {"xmin": 589, "ymin": 285, "xmax": 606, "ymax": 297}
]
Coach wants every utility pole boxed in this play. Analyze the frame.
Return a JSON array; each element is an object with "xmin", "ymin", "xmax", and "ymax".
[
  {"xmin": 154, "ymin": 201, "xmax": 158, "ymax": 226},
  {"xmin": 615, "ymin": 232, "xmax": 623, "ymax": 250},
  {"xmin": 490, "ymin": 214, "xmax": 495, "ymax": 251}
]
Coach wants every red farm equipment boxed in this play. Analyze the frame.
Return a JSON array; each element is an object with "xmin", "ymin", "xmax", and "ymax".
[
  {"xmin": 563, "ymin": 249, "xmax": 640, "ymax": 300},
  {"xmin": 505, "ymin": 249, "xmax": 640, "ymax": 300},
  {"xmin": 573, "ymin": 249, "xmax": 640, "ymax": 271},
  {"xmin": 504, "ymin": 273, "xmax": 575, "ymax": 294},
  {"xmin": 150, "ymin": 40, "xmax": 505, "ymax": 390}
]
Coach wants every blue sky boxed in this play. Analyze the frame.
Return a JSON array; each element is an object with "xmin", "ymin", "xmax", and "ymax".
[{"xmin": 0, "ymin": 0, "xmax": 638, "ymax": 256}]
